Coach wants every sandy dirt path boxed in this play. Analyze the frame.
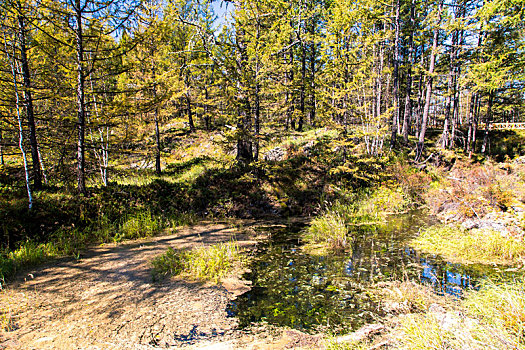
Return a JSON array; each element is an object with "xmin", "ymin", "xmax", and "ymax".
[{"xmin": 0, "ymin": 221, "xmax": 297, "ymax": 350}]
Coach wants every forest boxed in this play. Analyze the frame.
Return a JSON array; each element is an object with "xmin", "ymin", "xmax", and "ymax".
[{"xmin": 0, "ymin": 0, "xmax": 525, "ymax": 348}]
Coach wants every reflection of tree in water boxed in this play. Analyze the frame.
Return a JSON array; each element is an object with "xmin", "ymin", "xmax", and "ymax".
[{"xmin": 229, "ymin": 216, "xmax": 511, "ymax": 333}]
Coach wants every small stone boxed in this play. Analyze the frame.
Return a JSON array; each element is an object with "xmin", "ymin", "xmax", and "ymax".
[{"xmin": 461, "ymin": 219, "xmax": 478, "ymax": 230}]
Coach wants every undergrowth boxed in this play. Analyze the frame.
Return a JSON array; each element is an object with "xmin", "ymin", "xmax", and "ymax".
[
  {"xmin": 151, "ymin": 241, "xmax": 243, "ymax": 283},
  {"xmin": 0, "ymin": 209, "xmax": 189, "ymax": 283},
  {"xmin": 412, "ymin": 225, "xmax": 525, "ymax": 265}
]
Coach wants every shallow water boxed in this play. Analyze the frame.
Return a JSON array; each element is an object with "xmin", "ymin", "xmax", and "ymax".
[{"xmin": 227, "ymin": 213, "xmax": 513, "ymax": 334}]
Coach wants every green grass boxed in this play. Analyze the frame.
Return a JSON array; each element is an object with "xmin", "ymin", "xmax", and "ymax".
[
  {"xmin": 151, "ymin": 241, "xmax": 243, "ymax": 283},
  {"xmin": 304, "ymin": 185, "xmax": 412, "ymax": 252},
  {"xmin": 117, "ymin": 210, "xmax": 163, "ymax": 241},
  {"xmin": 324, "ymin": 338, "xmax": 369, "ymax": 350},
  {"xmin": 0, "ymin": 241, "xmax": 57, "ymax": 284},
  {"xmin": 0, "ymin": 208, "xmax": 173, "ymax": 283},
  {"xmin": 412, "ymin": 225, "xmax": 525, "ymax": 265},
  {"xmin": 306, "ymin": 211, "xmax": 349, "ymax": 251}
]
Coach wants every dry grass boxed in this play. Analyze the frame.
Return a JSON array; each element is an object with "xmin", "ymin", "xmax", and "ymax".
[
  {"xmin": 372, "ymin": 280, "xmax": 448, "ymax": 314},
  {"xmin": 464, "ymin": 278, "xmax": 525, "ymax": 342},
  {"xmin": 0, "ymin": 290, "xmax": 16, "ymax": 332}
]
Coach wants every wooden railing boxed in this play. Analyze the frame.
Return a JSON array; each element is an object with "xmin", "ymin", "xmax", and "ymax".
[{"xmin": 478, "ymin": 122, "xmax": 525, "ymax": 130}]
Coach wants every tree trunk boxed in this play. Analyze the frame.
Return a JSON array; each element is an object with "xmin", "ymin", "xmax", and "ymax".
[
  {"xmin": 308, "ymin": 21, "xmax": 316, "ymax": 126},
  {"xmin": 416, "ymin": 0, "xmax": 443, "ymax": 161},
  {"xmin": 4, "ymin": 32, "xmax": 33, "ymax": 209},
  {"xmin": 75, "ymin": 0, "xmax": 87, "ymax": 195},
  {"xmin": 0, "ymin": 129, "xmax": 3, "ymax": 166},
  {"xmin": 186, "ymin": 94, "xmax": 195, "ymax": 133},
  {"xmin": 402, "ymin": 0, "xmax": 416, "ymax": 144},
  {"xmin": 254, "ymin": 18, "xmax": 262, "ymax": 162},
  {"xmin": 298, "ymin": 42, "xmax": 306, "ymax": 131},
  {"xmin": 481, "ymin": 91, "xmax": 494, "ymax": 154},
  {"xmin": 466, "ymin": 92, "xmax": 476, "ymax": 156},
  {"xmin": 391, "ymin": 0, "xmax": 401, "ymax": 149},
  {"xmin": 151, "ymin": 66, "xmax": 161, "ymax": 175},
  {"xmin": 441, "ymin": 29, "xmax": 457, "ymax": 149},
  {"xmin": 235, "ymin": 17, "xmax": 253, "ymax": 164},
  {"xmin": 17, "ymin": 15, "xmax": 42, "ymax": 190},
  {"xmin": 154, "ymin": 106, "xmax": 161, "ymax": 174}
]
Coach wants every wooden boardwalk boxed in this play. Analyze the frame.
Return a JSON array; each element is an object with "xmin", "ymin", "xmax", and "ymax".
[
  {"xmin": 492, "ymin": 122, "xmax": 525, "ymax": 130},
  {"xmin": 478, "ymin": 122, "xmax": 525, "ymax": 130}
]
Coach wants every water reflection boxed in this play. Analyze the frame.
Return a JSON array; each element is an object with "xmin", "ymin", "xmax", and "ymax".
[{"xmin": 228, "ymin": 214, "xmax": 514, "ymax": 333}]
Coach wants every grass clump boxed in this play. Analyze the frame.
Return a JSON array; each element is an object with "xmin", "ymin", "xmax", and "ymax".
[
  {"xmin": 117, "ymin": 210, "xmax": 162, "ymax": 241},
  {"xmin": 151, "ymin": 241, "xmax": 243, "ymax": 283},
  {"xmin": 357, "ymin": 185, "xmax": 411, "ymax": 217},
  {"xmin": 0, "ymin": 291, "xmax": 16, "ymax": 331},
  {"xmin": 304, "ymin": 185, "xmax": 411, "ymax": 252},
  {"xmin": 306, "ymin": 211, "xmax": 349, "ymax": 251},
  {"xmin": 398, "ymin": 279, "xmax": 525, "ymax": 350},
  {"xmin": 0, "ymin": 241, "xmax": 58, "ymax": 283},
  {"xmin": 372, "ymin": 280, "xmax": 443, "ymax": 314},
  {"xmin": 325, "ymin": 338, "xmax": 369, "ymax": 350},
  {"xmin": 412, "ymin": 225, "xmax": 525, "ymax": 265},
  {"xmin": 464, "ymin": 278, "xmax": 525, "ymax": 343}
]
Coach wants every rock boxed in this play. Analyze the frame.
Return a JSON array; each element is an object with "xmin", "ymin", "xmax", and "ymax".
[
  {"xmin": 513, "ymin": 156, "xmax": 525, "ymax": 164},
  {"xmin": 302, "ymin": 141, "xmax": 316, "ymax": 156},
  {"xmin": 335, "ymin": 323, "xmax": 384, "ymax": 344},
  {"xmin": 461, "ymin": 219, "xmax": 479, "ymax": 230},
  {"xmin": 263, "ymin": 147, "xmax": 285, "ymax": 162}
]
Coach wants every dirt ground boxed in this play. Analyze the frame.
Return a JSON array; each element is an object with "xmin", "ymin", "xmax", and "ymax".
[{"xmin": 0, "ymin": 220, "xmax": 320, "ymax": 350}]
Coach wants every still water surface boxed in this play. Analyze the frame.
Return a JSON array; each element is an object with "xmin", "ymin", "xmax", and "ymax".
[{"xmin": 227, "ymin": 213, "xmax": 511, "ymax": 333}]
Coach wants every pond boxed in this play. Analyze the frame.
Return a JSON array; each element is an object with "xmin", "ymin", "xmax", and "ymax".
[{"xmin": 227, "ymin": 213, "xmax": 515, "ymax": 334}]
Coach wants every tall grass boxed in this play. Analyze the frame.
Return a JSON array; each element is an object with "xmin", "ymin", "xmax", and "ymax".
[
  {"xmin": 151, "ymin": 242, "xmax": 243, "ymax": 283},
  {"xmin": 306, "ymin": 211, "xmax": 349, "ymax": 251},
  {"xmin": 0, "ymin": 291, "xmax": 15, "ymax": 331},
  {"xmin": 412, "ymin": 225, "xmax": 525, "ymax": 265},
  {"xmin": 0, "ymin": 241, "xmax": 57, "ymax": 284},
  {"xmin": 305, "ymin": 185, "xmax": 411, "ymax": 252},
  {"xmin": 398, "ymin": 279, "xmax": 525, "ymax": 349},
  {"xmin": 0, "ymin": 209, "xmax": 171, "ymax": 282},
  {"xmin": 464, "ymin": 278, "xmax": 525, "ymax": 342},
  {"xmin": 117, "ymin": 210, "xmax": 162, "ymax": 241}
]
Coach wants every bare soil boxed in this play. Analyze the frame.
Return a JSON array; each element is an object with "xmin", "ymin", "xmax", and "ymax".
[{"xmin": 0, "ymin": 220, "xmax": 315, "ymax": 350}]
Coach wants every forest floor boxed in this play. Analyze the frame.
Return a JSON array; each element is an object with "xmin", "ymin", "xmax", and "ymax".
[{"xmin": 0, "ymin": 220, "xmax": 319, "ymax": 350}]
